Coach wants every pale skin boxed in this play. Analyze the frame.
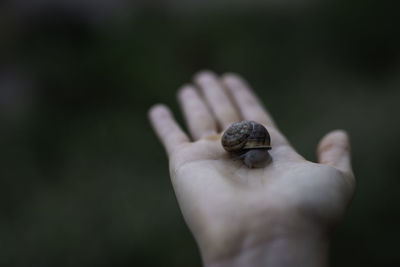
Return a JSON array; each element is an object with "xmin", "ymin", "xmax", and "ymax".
[{"xmin": 148, "ymin": 71, "xmax": 355, "ymax": 267}]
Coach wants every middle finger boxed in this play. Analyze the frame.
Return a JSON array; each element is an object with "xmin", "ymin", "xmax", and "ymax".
[{"xmin": 194, "ymin": 71, "xmax": 241, "ymax": 131}]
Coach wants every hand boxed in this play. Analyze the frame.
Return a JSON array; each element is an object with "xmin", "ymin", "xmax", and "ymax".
[{"xmin": 148, "ymin": 71, "xmax": 355, "ymax": 267}]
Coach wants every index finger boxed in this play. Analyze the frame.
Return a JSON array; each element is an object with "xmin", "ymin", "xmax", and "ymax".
[{"xmin": 221, "ymin": 73, "xmax": 290, "ymax": 146}]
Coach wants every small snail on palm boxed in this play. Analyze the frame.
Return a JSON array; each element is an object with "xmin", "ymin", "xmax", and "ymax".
[{"xmin": 221, "ymin": 120, "xmax": 272, "ymax": 168}]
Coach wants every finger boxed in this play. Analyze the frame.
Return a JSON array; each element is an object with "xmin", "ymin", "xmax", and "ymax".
[
  {"xmin": 221, "ymin": 73, "xmax": 276, "ymax": 128},
  {"xmin": 148, "ymin": 104, "xmax": 189, "ymax": 155},
  {"xmin": 317, "ymin": 130, "xmax": 354, "ymax": 176},
  {"xmin": 177, "ymin": 85, "xmax": 217, "ymax": 140},
  {"xmin": 221, "ymin": 73, "xmax": 290, "ymax": 146},
  {"xmin": 194, "ymin": 71, "xmax": 241, "ymax": 130}
]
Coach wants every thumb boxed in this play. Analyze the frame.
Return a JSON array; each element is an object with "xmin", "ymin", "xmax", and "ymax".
[{"xmin": 317, "ymin": 130, "xmax": 354, "ymax": 176}]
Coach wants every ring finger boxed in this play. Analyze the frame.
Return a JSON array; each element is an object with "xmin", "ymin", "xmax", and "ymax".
[{"xmin": 177, "ymin": 84, "xmax": 217, "ymax": 140}]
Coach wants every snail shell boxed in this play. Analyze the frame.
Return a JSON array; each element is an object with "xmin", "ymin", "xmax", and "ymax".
[
  {"xmin": 221, "ymin": 120, "xmax": 271, "ymax": 153},
  {"xmin": 221, "ymin": 120, "xmax": 272, "ymax": 168}
]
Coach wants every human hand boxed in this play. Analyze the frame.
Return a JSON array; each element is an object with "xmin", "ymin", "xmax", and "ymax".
[{"xmin": 148, "ymin": 71, "xmax": 355, "ymax": 267}]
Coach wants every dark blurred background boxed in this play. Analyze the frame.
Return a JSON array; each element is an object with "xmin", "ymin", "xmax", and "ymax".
[{"xmin": 1, "ymin": 0, "xmax": 400, "ymax": 266}]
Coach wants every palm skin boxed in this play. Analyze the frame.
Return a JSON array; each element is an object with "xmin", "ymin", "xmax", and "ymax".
[{"xmin": 149, "ymin": 71, "xmax": 355, "ymax": 266}]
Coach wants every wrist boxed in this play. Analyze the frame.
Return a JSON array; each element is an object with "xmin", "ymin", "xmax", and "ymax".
[
  {"xmin": 199, "ymin": 222, "xmax": 331, "ymax": 267},
  {"xmin": 203, "ymin": 234, "xmax": 329, "ymax": 267}
]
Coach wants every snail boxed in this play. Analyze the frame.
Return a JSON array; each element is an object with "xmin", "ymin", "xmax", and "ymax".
[{"xmin": 221, "ymin": 120, "xmax": 272, "ymax": 168}]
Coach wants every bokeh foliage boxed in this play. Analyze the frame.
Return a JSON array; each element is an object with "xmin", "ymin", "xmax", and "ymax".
[{"xmin": 1, "ymin": 1, "xmax": 400, "ymax": 266}]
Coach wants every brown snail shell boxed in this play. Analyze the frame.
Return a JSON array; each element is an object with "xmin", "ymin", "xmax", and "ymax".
[
  {"xmin": 221, "ymin": 121, "xmax": 272, "ymax": 168},
  {"xmin": 221, "ymin": 120, "xmax": 271, "ymax": 153}
]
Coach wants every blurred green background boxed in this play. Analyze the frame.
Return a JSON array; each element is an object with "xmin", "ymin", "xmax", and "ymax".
[{"xmin": 1, "ymin": 0, "xmax": 400, "ymax": 266}]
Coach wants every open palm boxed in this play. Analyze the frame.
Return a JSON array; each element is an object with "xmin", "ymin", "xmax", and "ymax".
[{"xmin": 149, "ymin": 71, "xmax": 355, "ymax": 266}]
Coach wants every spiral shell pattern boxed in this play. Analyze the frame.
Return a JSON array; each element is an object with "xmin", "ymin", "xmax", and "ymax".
[
  {"xmin": 221, "ymin": 121, "xmax": 253, "ymax": 152},
  {"xmin": 221, "ymin": 120, "xmax": 271, "ymax": 152}
]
